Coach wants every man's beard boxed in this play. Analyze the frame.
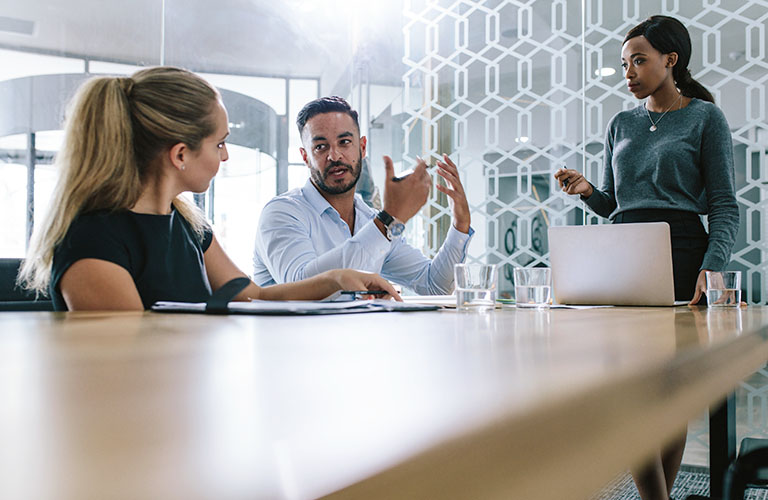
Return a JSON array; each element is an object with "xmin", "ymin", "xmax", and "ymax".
[{"xmin": 311, "ymin": 153, "xmax": 363, "ymax": 195}]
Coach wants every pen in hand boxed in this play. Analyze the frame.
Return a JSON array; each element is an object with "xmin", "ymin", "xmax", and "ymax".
[
  {"xmin": 322, "ymin": 290, "xmax": 390, "ymax": 302},
  {"xmin": 349, "ymin": 290, "xmax": 388, "ymax": 298},
  {"xmin": 392, "ymin": 158, "xmax": 435, "ymax": 182}
]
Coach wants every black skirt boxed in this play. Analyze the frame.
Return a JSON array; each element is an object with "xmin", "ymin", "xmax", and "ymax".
[{"xmin": 613, "ymin": 209, "xmax": 708, "ymax": 302}]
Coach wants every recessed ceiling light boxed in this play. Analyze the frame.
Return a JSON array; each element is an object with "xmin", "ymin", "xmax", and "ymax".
[
  {"xmin": 515, "ymin": 136, "xmax": 530, "ymax": 143},
  {"xmin": 594, "ymin": 67, "xmax": 616, "ymax": 77},
  {"xmin": 0, "ymin": 16, "xmax": 35, "ymax": 36}
]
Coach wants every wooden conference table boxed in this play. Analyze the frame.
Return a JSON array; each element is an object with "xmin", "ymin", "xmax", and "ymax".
[{"xmin": 1, "ymin": 306, "xmax": 767, "ymax": 500}]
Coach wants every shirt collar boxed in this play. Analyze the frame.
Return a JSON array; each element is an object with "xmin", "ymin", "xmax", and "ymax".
[
  {"xmin": 301, "ymin": 178, "xmax": 373, "ymax": 219},
  {"xmin": 301, "ymin": 178, "xmax": 335, "ymax": 215}
]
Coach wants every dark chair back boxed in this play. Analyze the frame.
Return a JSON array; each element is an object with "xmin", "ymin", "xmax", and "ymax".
[
  {"xmin": 723, "ymin": 437, "xmax": 768, "ymax": 500},
  {"xmin": 0, "ymin": 258, "xmax": 54, "ymax": 311}
]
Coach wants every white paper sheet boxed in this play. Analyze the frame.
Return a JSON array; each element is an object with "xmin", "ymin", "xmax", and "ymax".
[{"xmin": 152, "ymin": 299, "xmax": 439, "ymax": 315}]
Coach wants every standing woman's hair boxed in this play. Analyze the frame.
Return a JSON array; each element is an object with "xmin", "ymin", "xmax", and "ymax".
[
  {"xmin": 624, "ymin": 15, "xmax": 715, "ymax": 103},
  {"xmin": 19, "ymin": 67, "xmax": 220, "ymax": 294}
]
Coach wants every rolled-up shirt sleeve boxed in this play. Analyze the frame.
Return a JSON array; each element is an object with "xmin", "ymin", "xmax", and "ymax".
[
  {"xmin": 302, "ymin": 219, "xmax": 393, "ymax": 277},
  {"xmin": 254, "ymin": 182, "xmax": 474, "ymax": 294},
  {"xmin": 381, "ymin": 225, "xmax": 473, "ymax": 295},
  {"xmin": 256, "ymin": 198, "xmax": 393, "ymax": 284}
]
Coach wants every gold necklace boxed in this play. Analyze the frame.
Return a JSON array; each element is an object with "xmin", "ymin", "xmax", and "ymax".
[{"xmin": 645, "ymin": 92, "xmax": 683, "ymax": 132}]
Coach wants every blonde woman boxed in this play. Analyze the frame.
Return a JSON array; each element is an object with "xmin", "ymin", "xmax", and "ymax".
[{"xmin": 19, "ymin": 67, "xmax": 398, "ymax": 311}]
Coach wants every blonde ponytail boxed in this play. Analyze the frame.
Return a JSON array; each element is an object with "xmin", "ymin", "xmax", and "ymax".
[
  {"xmin": 19, "ymin": 77, "xmax": 140, "ymax": 294},
  {"xmin": 19, "ymin": 67, "xmax": 218, "ymax": 294}
]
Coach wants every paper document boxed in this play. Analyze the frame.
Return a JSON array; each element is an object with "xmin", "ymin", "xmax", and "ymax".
[
  {"xmin": 401, "ymin": 295, "xmax": 457, "ymax": 308},
  {"xmin": 152, "ymin": 299, "xmax": 439, "ymax": 315},
  {"xmin": 396, "ymin": 295, "xmax": 616, "ymax": 310},
  {"xmin": 549, "ymin": 304, "xmax": 614, "ymax": 309}
]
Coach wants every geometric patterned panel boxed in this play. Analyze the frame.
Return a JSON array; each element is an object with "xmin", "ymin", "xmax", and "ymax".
[
  {"xmin": 402, "ymin": 0, "xmax": 768, "ymax": 305},
  {"xmin": 403, "ymin": 0, "xmax": 588, "ymax": 298},
  {"xmin": 583, "ymin": 0, "xmax": 768, "ymax": 306},
  {"xmin": 402, "ymin": 0, "xmax": 768, "ymax": 464},
  {"xmin": 739, "ymin": 363, "xmax": 768, "ymax": 441}
]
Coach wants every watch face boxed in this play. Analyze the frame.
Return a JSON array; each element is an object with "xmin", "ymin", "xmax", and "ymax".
[{"xmin": 389, "ymin": 222, "xmax": 406, "ymax": 238}]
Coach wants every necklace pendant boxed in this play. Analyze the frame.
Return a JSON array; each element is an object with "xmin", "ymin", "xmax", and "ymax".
[{"xmin": 649, "ymin": 125, "xmax": 657, "ymax": 132}]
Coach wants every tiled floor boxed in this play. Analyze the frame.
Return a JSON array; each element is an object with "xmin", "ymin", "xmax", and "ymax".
[
  {"xmin": 682, "ymin": 411, "xmax": 711, "ymax": 467},
  {"xmin": 592, "ymin": 466, "xmax": 708, "ymax": 500},
  {"xmin": 592, "ymin": 368, "xmax": 768, "ymax": 500},
  {"xmin": 592, "ymin": 465, "xmax": 768, "ymax": 500}
]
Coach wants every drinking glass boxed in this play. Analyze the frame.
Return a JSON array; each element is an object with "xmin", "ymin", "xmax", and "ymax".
[
  {"xmin": 513, "ymin": 267, "xmax": 552, "ymax": 309},
  {"xmin": 705, "ymin": 271, "xmax": 741, "ymax": 308},
  {"xmin": 454, "ymin": 264, "xmax": 497, "ymax": 311}
]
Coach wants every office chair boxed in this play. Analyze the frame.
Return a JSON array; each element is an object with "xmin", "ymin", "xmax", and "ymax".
[
  {"xmin": 722, "ymin": 437, "xmax": 768, "ymax": 499},
  {"xmin": 0, "ymin": 258, "xmax": 53, "ymax": 311}
]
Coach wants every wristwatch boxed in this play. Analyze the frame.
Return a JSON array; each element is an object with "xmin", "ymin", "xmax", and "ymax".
[{"xmin": 376, "ymin": 210, "xmax": 406, "ymax": 240}]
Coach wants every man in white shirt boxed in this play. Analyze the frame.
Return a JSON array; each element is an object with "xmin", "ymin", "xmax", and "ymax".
[{"xmin": 253, "ymin": 96, "xmax": 473, "ymax": 295}]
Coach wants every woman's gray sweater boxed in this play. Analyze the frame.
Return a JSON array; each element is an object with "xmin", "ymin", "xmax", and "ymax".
[{"xmin": 584, "ymin": 98, "xmax": 739, "ymax": 271}]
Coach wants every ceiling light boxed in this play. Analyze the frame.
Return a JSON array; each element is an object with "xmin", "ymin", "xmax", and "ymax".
[
  {"xmin": 594, "ymin": 67, "xmax": 616, "ymax": 77},
  {"xmin": 0, "ymin": 16, "xmax": 35, "ymax": 36},
  {"xmin": 515, "ymin": 136, "xmax": 530, "ymax": 143}
]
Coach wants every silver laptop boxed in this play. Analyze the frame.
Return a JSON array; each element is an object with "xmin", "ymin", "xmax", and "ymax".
[{"xmin": 548, "ymin": 222, "xmax": 684, "ymax": 306}]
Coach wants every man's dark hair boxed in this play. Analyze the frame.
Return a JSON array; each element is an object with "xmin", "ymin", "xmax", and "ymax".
[{"xmin": 296, "ymin": 96, "xmax": 360, "ymax": 135}]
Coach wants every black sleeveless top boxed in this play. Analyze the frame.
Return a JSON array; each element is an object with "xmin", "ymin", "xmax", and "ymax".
[{"xmin": 51, "ymin": 209, "xmax": 214, "ymax": 311}]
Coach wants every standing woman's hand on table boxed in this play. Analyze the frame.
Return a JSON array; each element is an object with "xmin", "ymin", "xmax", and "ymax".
[
  {"xmin": 690, "ymin": 269, "xmax": 749, "ymax": 307},
  {"xmin": 689, "ymin": 269, "xmax": 710, "ymax": 305},
  {"xmin": 554, "ymin": 168, "xmax": 594, "ymax": 198}
]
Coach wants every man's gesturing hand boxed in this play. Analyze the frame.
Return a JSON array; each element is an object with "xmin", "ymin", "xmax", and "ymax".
[
  {"xmin": 382, "ymin": 155, "xmax": 430, "ymax": 223},
  {"xmin": 435, "ymin": 154, "xmax": 470, "ymax": 233}
]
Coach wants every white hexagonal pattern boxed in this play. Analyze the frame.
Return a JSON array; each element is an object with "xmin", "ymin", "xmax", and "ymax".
[
  {"xmin": 403, "ymin": 0, "xmax": 767, "ymax": 302},
  {"xmin": 402, "ymin": 0, "xmax": 768, "ymax": 446}
]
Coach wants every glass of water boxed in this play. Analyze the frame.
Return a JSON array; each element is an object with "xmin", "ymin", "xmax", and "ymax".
[
  {"xmin": 513, "ymin": 267, "xmax": 552, "ymax": 308},
  {"xmin": 454, "ymin": 263, "xmax": 497, "ymax": 311},
  {"xmin": 705, "ymin": 270, "xmax": 741, "ymax": 307}
]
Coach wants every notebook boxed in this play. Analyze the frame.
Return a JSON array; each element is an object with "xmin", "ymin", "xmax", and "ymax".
[{"xmin": 548, "ymin": 222, "xmax": 685, "ymax": 306}]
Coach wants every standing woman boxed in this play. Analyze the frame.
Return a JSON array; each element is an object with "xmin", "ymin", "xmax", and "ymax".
[
  {"xmin": 19, "ymin": 67, "xmax": 397, "ymax": 310},
  {"xmin": 555, "ymin": 15, "xmax": 739, "ymax": 500}
]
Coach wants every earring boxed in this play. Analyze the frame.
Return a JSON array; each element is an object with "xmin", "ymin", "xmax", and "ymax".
[{"xmin": 181, "ymin": 164, "xmax": 186, "ymax": 171}]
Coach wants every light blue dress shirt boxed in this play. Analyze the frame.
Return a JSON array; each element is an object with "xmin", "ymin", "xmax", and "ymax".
[{"xmin": 253, "ymin": 179, "xmax": 474, "ymax": 295}]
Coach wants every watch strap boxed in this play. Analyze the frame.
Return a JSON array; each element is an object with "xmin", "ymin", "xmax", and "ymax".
[{"xmin": 376, "ymin": 210, "xmax": 395, "ymax": 226}]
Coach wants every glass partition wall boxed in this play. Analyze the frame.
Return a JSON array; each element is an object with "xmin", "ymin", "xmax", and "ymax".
[
  {"xmin": 1, "ymin": 0, "xmax": 768, "ymax": 474},
  {"xmin": 399, "ymin": 0, "xmax": 768, "ymax": 468},
  {"xmin": 0, "ymin": 0, "xmax": 324, "ymax": 274},
  {"xmin": 402, "ymin": 0, "xmax": 768, "ymax": 305}
]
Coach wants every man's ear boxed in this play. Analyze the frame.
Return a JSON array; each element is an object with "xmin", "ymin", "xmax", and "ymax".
[
  {"xmin": 300, "ymin": 147, "xmax": 309, "ymax": 167},
  {"xmin": 360, "ymin": 136, "xmax": 367, "ymax": 159},
  {"xmin": 169, "ymin": 142, "xmax": 187, "ymax": 171}
]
